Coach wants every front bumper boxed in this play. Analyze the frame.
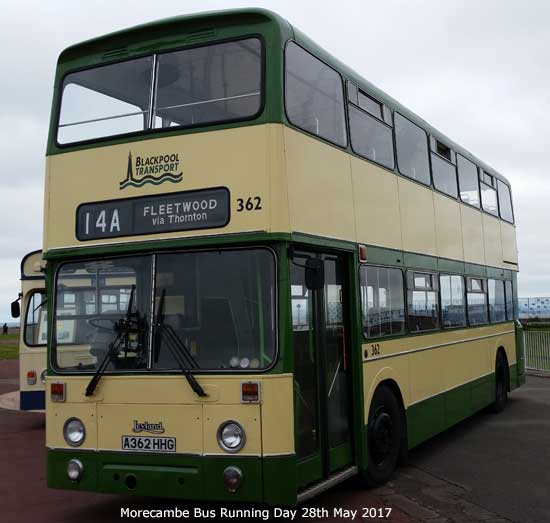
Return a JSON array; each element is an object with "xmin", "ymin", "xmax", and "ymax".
[{"xmin": 47, "ymin": 449, "xmax": 295, "ymax": 505}]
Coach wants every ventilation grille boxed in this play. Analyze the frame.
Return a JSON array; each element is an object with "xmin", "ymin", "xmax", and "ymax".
[
  {"xmin": 185, "ymin": 29, "xmax": 216, "ymax": 44},
  {"xmin": 102, "ymin": 47, "xmax": 129, "ymax": 60}
]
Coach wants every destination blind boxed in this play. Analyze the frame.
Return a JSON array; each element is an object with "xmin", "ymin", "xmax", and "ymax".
[{"xmin": 76, "ymin": 187, "xmax": 230, "ymax": 240}]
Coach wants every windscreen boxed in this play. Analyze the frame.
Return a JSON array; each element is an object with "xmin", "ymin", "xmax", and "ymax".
[
  {"xmin": 53, "ymin": 249, "xmax": 276, "ymax": 372},
  {"xmin": 57, "ymin": 38, "xmax": 262, "ymax": 144}
]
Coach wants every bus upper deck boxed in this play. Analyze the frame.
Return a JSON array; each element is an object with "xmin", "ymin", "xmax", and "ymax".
[
  {"xmin": 43, "ymin": 8, "xmax": 521, "ymax": 506},
  {"xmin": 44, "ymin": 9, "xmax": 516, "ymax": 272}
]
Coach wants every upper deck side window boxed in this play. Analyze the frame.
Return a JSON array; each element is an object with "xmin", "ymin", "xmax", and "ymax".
[
  {"xmin": 497, "ymin": 179, "xmax": 514, "ymax": 223},
  {"xmin": 480, "ymin": 170, "xmax": 499, "ymax": 216},
  {"xmin": 394, "ymin": 113, "xmax": 430, "ymax": 186},
  {"xmin": 285, "ymin": 42, "xmax": 347, "ymax": 147},
  {"xmin": 347, "ymin": 82, "xmax": 394, "ymax": 169},
  {"xmin": 457, "ymin": 154, "xmax": 480, "ymax": 208},
  {"xmin": 430, "ymin": 137, "xmax": 458, "ymax": 198},
  {"xmin": 57, "ymin": 38, "xmax": 263, "ymax": 145}
]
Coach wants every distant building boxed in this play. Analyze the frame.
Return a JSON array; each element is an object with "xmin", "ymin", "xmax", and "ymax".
[{"xmin": 518, "ymin": 297, "xmax": 550, "ymax": 319}]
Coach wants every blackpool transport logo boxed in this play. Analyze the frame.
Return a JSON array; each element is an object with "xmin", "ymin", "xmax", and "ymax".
[
  {"xmin": 132, "ymin": 420, "xmax": 166, "ymax": 434},
  {"xmin": 120, "ymin": 151, "xmax": 183, "ymax": 189}
]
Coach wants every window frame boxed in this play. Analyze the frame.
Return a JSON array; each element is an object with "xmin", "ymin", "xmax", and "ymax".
[
  {"xmin": 497, "ymin": 179, "xmax": 514, "ymax": 224},
  {"xmin": 479, "ymin": 169, "xmax": 499, "ymax": 217},
  {"xmin": 23, "ymin": 289, "xmax": 48, "ymax": 348},
  {"xmin": 347, "ymin": 97, "xmax": 395, "ymax": 170},
  {"xmin": 394, "ymin": 111, "xmax": 431, "ymax": 187},
  {"xmin": 284, "ymin": 40, "xmax": 348, "ymax": 149},
  {"xmin": 359, "ymin": 264, "xmax": 406, "ymax": 340},
  {"xmin": 406, "ymin": 270, "xmax": 440, "ymax": 332},
  {"xmin": 430, "ymin": 137, "xmax": 459, "ymax": 199},
  {"xmin": 456, "ymin": 153, "xmax": 481, "ymax": 209},
  {"xmin": 50, "ymin": 246, "xmax": 279, "ymax": 375},
  {"xmin": 466, "ymin": 276, "xmax": 489, "ymax": 326},
  {"xmin": 55, "ymin": 35, "xmax": 266, "ymax": 149},
  {"xmin": 488, "ymin": 278, "xmax": 507, "ymax": 324},
  {"xmin": 438, "ymin": 273, "xmax": 467, "ymax": 329},
  {"xmin": 504, "ymin": 280, "xmax": 514, "ymax": 321}
]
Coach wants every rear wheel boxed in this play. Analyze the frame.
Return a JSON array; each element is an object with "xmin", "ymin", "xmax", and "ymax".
[
  {"xmin": 364, "ymin": 385, "xmax": 403, "ymax": 486},
  {"xmin": 492, "ymin": 353, "xmax": 508, "ymax": 413}
]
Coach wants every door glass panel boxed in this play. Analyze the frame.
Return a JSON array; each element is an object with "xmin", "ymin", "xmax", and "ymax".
[
  {"xmin": 292, "ymin": 259, "xmax": 318, "ymax": 459},
  {"xmin": 323, "ymin": 257, "xmax": 349, "ymax": 448}
]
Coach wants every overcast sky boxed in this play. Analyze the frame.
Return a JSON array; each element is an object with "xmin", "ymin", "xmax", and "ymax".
[{"xmin": 1, "ymin": 0, "xmax": 549, "ymax": 322}]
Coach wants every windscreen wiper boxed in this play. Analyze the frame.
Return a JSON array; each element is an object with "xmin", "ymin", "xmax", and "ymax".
[
  {"xmin": 154, "ymin": 289, "xmax": 207, "ymax": 398},
  {"xmin": 85, "ymin": 285, "xmax": 138, "ymax": 397}
]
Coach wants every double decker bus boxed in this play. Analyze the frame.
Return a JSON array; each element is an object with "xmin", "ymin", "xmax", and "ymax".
[
  {"xmin": 12, "ymin": 250, "xmax": 47, "ymax": 410},
  {"xmin": 44, "ymin": 9, "xmax": 523, "ymax": 505}
]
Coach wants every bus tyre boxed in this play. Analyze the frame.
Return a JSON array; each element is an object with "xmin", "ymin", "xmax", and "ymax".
[
  {"xmin": 492, "ymin": 354, "xmax": 508, "ymax": 414},
  {"xmin": 364, "ymin": 385, "xmax": 402, "ymax": 486}
]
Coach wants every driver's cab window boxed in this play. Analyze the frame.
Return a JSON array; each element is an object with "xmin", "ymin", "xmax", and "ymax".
[{"xmin": 24, "ymin": 291, "xmax": 47, "ymax": 346}]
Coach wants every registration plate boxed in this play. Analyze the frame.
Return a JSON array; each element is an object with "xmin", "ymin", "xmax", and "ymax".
[{"xmin": 121, "ymin": 435, "xmax": 176, "ymax": 453}]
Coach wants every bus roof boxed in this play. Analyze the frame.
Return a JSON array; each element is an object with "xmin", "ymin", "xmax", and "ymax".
[{"xmin": 56, "ymin": 8, "xmax": 510, "ymax": 187}]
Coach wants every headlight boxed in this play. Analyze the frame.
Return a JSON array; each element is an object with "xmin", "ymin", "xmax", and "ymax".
[
  {"xmin": 67, "ymin": 459, "xmax": 84, "ymax": 481},
  {"xmin": 217, "ymin": 420, "xmax": 246, "ymax": 453},
  {"xmin": 63, "ymin": 417, "xmax": 85, "ymax": 447}
]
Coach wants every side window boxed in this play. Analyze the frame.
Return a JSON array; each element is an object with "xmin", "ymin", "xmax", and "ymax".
[
  {"xmin": 407, "ymin": 271, "xmax": 439, "ymax": 331},
  {"xmin": 467, "ymin": 277, "xmax": 488, "ymax": 325},
  {"xmin": 348, "ymin": 88, "xmax": 395, "ymax": 169},
  {"xmin": 497, "ymin": 180, "xmax": 514, "ymax": 223},
  {"xmin": 480, "ymin": 171, "xmax": 498, "ymax": 216},
  {"xmin": 431, "ymin": 139, "xmax": 458, "ymax": 198},
  {"xmin": 285, "ymin": 42, "xmax": 347, "ymax": 146},
  {"xmin": 395, "ymin": 113, "xmax": 430, "ymax": 186},
  {"xmin": 457, "ymin": 154, "xmax": 480, "ymax": 207},
  {"xmin": 360, "ymin": 266, "xmax": 405, "ymax": 338},
  {"xmin": 439, "ymin": 274, "xmax": 466, "ymax": 327},
  {"xmin": 488, "ymin": 279, "xmax": 506, "ymax": 323},
  {"xmin": 505, "ymin": 280, "xmax": 514, "ymax": 321},
  {"xmin": 24, "ymin": 291, "xmax": 48, "ymax": 346}
]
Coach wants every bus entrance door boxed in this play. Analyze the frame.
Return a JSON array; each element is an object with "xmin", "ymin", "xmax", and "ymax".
[{"xmin": 291, "ymin": 250, "xmax": 354, "ymax": 490}]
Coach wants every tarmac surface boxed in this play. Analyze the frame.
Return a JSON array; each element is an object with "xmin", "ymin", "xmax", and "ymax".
[{"xmin": 1, "ymin": 359, "xmax": 549, "ymax": 522}]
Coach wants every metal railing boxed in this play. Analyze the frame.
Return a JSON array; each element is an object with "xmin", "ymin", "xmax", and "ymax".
[{"xmin": 524, "ymin": 330, "xmax": 550, "ymax": 371}]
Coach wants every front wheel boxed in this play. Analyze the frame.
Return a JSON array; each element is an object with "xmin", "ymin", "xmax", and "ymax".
[
  {"xmin": 491, "ymin": 354, "xmax": 508, "ymax": 413},
  {"xmin": 364, "ymin": 385, "xmax": 403, "ymax": 486}
]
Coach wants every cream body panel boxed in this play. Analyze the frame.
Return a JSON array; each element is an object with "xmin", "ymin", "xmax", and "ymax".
[
  {"xmin": 460, "ymin": 205, "xmax": 485, "ymax": 265},
  {"xmin": 284, "ymin": 127, "xmax": 356, "ymax": 242},
  {"xmin": 500, "ymin": 221, "xmax": 519, "ymax": 266},
  {"xmin": 19, "ymin": 351, "xmax": 47, "ymax": 393},
  {"xmin": 361, "ymin": 323, "xmax": 515, "ymax": 410},
  {"xmin": 204, "ymin": 404, "xmax": 261, "ymax": 455},
  {"xmin": 45, "ymin": 374, "xmax": 294, "ymax": 456},
  {"xmin": 482, "ymin": 214, "xmax": 504, "ymax": 268},
  {"xmin": 47, "ymin": 402, "xmax": 98, "ymax": 449},
  {"xmin": 398, "ymin": 177, "xmax": 436, "ymax": 256},
  {"xmin": 44, "ymin": 125, "xmax": 289, "ymax": 251},
  {"xmin": 351, "ymin": 157, "xmax": 402, "ymax": 249},
  {"xmin": 433, "ymin": 193, "xmax": 464, "ymax": 261},
  {"xmin": 98, "ymin": 404, "xmax": 203, "ymax": 454}
]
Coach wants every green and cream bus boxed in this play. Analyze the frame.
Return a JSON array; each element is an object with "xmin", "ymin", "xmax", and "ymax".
[
  {"xmin": 11, "ymin": 250, "xmax": 47, "ymax": 410},
  {"xmin": 43, "ymin": 9, "xmax": 523, "ymax": 505}
]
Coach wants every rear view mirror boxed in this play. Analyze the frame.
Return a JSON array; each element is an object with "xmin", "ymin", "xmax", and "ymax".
[
  {"xmin": 11, "ymin": 300, "xmax": 20, "ymax": 319},
  {"xmin": 305, "ymin": 258, "xmax": 324, "ymax": 290}
]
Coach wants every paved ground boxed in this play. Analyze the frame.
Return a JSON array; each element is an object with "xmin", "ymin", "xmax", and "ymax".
[{"xmin": 1, "ymin": 359, "xmax": 549, "ymax": 522}]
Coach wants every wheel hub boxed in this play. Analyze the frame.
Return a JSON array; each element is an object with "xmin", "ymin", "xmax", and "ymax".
[{"xmin": 370, "ymin": 410, "xmax": 393, "ymax": 464}]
